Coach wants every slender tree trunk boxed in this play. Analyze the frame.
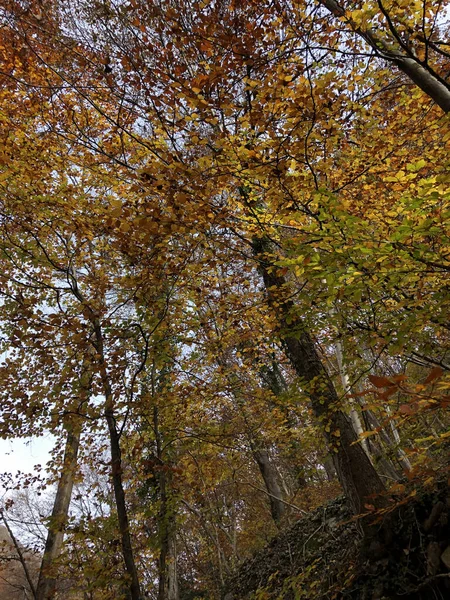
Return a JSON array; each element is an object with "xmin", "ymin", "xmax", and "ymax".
[
  {"xmin": 154, "ymin": 406, "xmax": 179, "ymax": 600},
  {"xmin": 259, "ymin": 363, "xmax": 309, "ymax": 496},
  {"xmin": 334, "ymin": 337, "xmax": 371, "ymax": 457},
  {"xmin": 335, "ymin": 347, "xmax": 400, "ymax": 481},
  {"xmin": 363, "ymin": 405, "xmax": 412, "ymax": 473},
  {"xmin": 252, "ymin": 446, "xmax": 285, "ymax": 526},
  {"xmin": 237, "ymin": 387, "xmax": 286, "ymax": 526},
  {"xmin": 366, "ymin": 437, "xmax": 402, "ymax": 482},
  {"xmin": 92, "ymin": 320, "xmax": 141, "ymax": 600},
  {"xmin": 319, "ymin": 0, "xmax": 450, "ymax": 113},
  {"xmin": 323, "ymin": 455, "xmax": 337, "ymax": 481},
  {"xmin": 253, "ymin": 238, "xmax": 386, "ymax": 518},
  {"xmin": 68, "ymin": 276, "xmax": 141, "ymax": 598},
  {"xmin": 259, "ymin": 361, "xmax": 287, "ymax": 396},
  {"xmin": 360, "ymin": 409, "xmax": 402, "ymax": 481},
  {"xmin": 217, "ymin": 351, "xmax": 287, "ymax": 528},
  {"xmin": 158, "ymin": 519, "xmax": 179, "ymax": 600},
  {"xmin": 1, "ymin": 510, "xmax": 37, "ymax": 599},
  {"xmin": 36, "ymin": 418, "xmax": 82, "ymax": 600}
]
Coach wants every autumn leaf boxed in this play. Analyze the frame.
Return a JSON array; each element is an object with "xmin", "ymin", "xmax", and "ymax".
[
  {"xmin": 423, "ymin": 367, "xmax": 443, "ymax": 384},
  {"xmin": 399, "ymin": 404, "xmax": 418, "ymax": 416},
  {"xmin": 368, "ymin": 375, "xmax": 395, "ymax": 388}
]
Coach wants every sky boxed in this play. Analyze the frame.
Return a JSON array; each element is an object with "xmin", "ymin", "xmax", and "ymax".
[{"xmin": 0, "ymin": 436, "xmax": 54, "ymax": 488}]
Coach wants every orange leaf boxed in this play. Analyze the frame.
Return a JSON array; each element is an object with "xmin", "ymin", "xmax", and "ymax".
[
  {"xmin": 380, "ymin": 387, "xmax": 398, "ymax": 399},
  {"xmin": 391, "ymin": 374, "xmax": 407, "ymax": 383},
  {"xmin": 423, "ymin": 367, "xmax": 443, "ymax": 385},
  {"xmin": 369, "ymin": 374, "xmax": 394, "ymax": 388},
  {"xmin": 391, "ymin": 483, "xmax": 406, "ymax": 494},
  {"xmin": 440, "ymin": 397, "xmax": 450, "ymax": 409}
]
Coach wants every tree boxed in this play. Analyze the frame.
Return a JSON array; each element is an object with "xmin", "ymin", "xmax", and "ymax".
[
  {"xmin": 319, "ymin": 0, "xmax": 450, "ymax": 112},
  {"xmin": 0, "ymin": 1, "xmax": 449, "ymax": 597},
  {"xmin": 36, "ymin": 419, "xmax": 82, "ymax": 600}
]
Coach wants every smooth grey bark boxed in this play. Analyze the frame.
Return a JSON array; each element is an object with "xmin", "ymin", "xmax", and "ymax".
[
  {"xmin": 334, "ymin": 337, "xmax": 370, "ymax": 457},
  {"xmin": 252, "ymin": 446, "xmax": 285, "ymax": 526},
  {"xmin": 36, "ymin": 420, "xmax": 82, "ymax": 600},
  {"xmin": 259, "ymin": 361, "xmax": 287, "ymax": 397},
  {"xmin": 243, "ymin": 375, "xmax": 286, "ymax": 526},
  {"xmin": 335, "ymin": 341, "xmax": 401, "ymax": 480},
  {"xmin": 319, "ymin": 0, "xmax": 450, "ymax": 113},
  {"xmin": 158, "ymin": 525, "xmax": 179, "ymax": 600},
  {"xmin": 363, "ymin": 405, "xmax": 412, "ymax": 473},
  {"xmin": 323, "ymin": 455, "xmax": 338, "ymax": 481},
  {"xmin": 253, "ymin": 237, "xmax": 386, "ymax": 518},
  {"xmin": 258, "ymin": 363, "xmax": 292, "ymax": 520},
  {"xmin": 360, "ymin": 412, "xmax": 402, "ymax": 482},
  {"xmin": 213, "ymin": 348, "xmax": 287, "ymax": 528},
  {"xmin": 259, "ymin": 363, "xmax": 310, "ymax": 494}
]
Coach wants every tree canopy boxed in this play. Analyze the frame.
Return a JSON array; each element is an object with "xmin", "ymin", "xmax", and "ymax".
[{"xmin": 0, "ymin": 1, "xmax": 449, "ymax": 599}]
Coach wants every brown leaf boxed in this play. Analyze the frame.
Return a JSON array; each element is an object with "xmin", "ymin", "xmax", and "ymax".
[
  {"xmin": 423, "ymin": 367, "xmax": 443, "ymax": 385},
  {"xmin": 391, "ymin": 374, "xmax": 407, "ymax": 383},
  {"xmin": 368, "ymin": 374, "xmax": 394, "ymax": 388}
]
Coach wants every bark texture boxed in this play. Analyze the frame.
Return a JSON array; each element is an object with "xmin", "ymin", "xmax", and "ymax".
[
  {"xmin": 93, "ymin": 320, "xmax": 142, "ymax": 600},
  {"xmin": 252, "ymin": 447, "xmax": 285, "ymax": 526},
  {"xmin": 36, "ymin": 419, "xmax": 81, "ymax": 600},
  {"xmin": 155, "ymin": 404, "xmax": 179, "ymax": 600},
  {"xmin": 158, "ymin": 521, "xmax": 179, "ymax": 600},
  {"xmin": 320, "ymin": 0, "xmax": 450, "ymax": 113},
  {"xmin": 253, "ymin": 238, "xmax": 386, "ymax": 517},
  {"xmin": 68, "ymin": 274, "xmax": 141, "ymax": 598}
]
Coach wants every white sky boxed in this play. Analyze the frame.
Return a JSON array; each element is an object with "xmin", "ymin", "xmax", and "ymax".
[{"xmin": 0, "ymin": 436, "xmax": 54, "ymax": 483}]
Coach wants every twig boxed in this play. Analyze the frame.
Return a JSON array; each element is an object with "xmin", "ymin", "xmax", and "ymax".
[
  {"xmin": 399, "ymin": 573, "xmax": 450, "ymax": 595},
  {"xmin": 0, "ymin": 510, "xmax": 37, "ymax": 598},
  {"xmin": 303, "ymin": 522, "xmax": 324, "ymax": 560},
  {"xmin": 239, "ymin": 481, "xmax": 308, "ymax": 514}
]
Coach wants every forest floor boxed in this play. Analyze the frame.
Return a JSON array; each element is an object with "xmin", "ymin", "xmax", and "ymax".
[{"xmin": 224, "ymin": 480, "xmax": 450, "ymax": 600}]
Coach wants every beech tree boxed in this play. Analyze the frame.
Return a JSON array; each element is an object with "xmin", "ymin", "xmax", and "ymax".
[{"xmin": 0, "ymin": 0, "xmax": 449, "ymax": 598}]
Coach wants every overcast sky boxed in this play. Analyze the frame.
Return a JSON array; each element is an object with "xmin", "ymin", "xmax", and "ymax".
[{"xmin": 0, "ymin": 436, "xmax": 54, "ymax": 489}]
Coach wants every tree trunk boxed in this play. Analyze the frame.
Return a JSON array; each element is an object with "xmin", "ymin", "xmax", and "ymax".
[
  {"xmin": 363, "ymin": 405, "xmax": 412, "ymax": 473},
  {"xmin": 259, "ymin": 361, "xmax": 287, "ymax": 396},
  {"xmin": 323, "ymin": 455, "xmax": 337, "ymax": 481},
  {"xmin": 36, "ymin": 418, "xmax": 82, "ymax": 600},
  {"xmin": 1, "ymin": 509, "xmax": 37, "ymax": 599},
  {"xmin": 158, "ymin": 520, "xmax": 179, "ymax": 600},
  {"xmin": 216, "ymin": 350, "xmax": 287, "ymax": 528},
  {"xmin": 361, "ymin": 409, "xmax": 402, "ymax": 482},
  {"xmin": 253, "ymin": 238, "xmax": 386, "ymax": 518},
  {"xmin": 259, "ymin": 363, "xmax": 309, "ymax": 497},
  {"xmin": 252, "ymin": 447, "xmax": 285, "ymax": 526},
  {"xmin": 319, "ymin": 0, "xmax": 450, "ymax": 113},
  {"xmin": 68, "ymin": 277, "xmax": 141, "ymax": 599},
  {"xmin": 154, "ymin": 406, "xmax": 179, "ymax": 600},
  {"xmin": 334, "ymin": 337, "xmax": 371, "ymax": 458},
  {"xmin": 92, "ymin": 320, "xmax": 141, "ymax": 600}
]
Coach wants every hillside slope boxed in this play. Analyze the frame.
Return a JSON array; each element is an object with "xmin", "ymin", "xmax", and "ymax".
[{"xmin": 224, "ymin": 483, "xmax": 450, "ymax": 600}]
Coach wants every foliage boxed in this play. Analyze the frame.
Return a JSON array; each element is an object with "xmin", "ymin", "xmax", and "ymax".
[{"xmin": 0, "ymin": 0, "xmax": 449, "ymax": 598}]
